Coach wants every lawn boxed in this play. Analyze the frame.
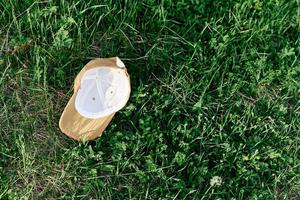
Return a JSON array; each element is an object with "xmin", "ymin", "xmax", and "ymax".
[{"xmin": 0, "ymin": 0, "xmax": 299, "ymax": 199}]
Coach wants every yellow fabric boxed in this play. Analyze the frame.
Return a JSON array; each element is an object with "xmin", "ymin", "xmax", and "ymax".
[{"xmin": 59, "ymin": 57, "xmax": 130, "ymax": 141}]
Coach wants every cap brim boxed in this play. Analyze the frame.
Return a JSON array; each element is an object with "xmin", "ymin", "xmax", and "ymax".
[{"xmin": 59, "ymin": 91, "xmax": 115, "ymax": 141}]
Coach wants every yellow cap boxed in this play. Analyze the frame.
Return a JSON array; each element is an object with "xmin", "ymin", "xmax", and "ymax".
[{"xmin": 59, "ymin": 57, "xmax": 131, "ymax": 141}]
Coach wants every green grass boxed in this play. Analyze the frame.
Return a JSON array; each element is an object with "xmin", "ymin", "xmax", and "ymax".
[{"xmin": 0, "ymin": 0, "xmax": 299, "ymax": 199}]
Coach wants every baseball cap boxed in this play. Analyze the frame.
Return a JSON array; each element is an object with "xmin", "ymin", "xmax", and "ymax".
[{"xmin": 59, "ymin": 57, "xmax": 131, "ymax": 141}]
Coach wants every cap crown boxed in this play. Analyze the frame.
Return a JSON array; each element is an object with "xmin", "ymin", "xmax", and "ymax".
[{"xmin": 75, "ymin": 67, "xmax": 130, "ymax": 119}]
